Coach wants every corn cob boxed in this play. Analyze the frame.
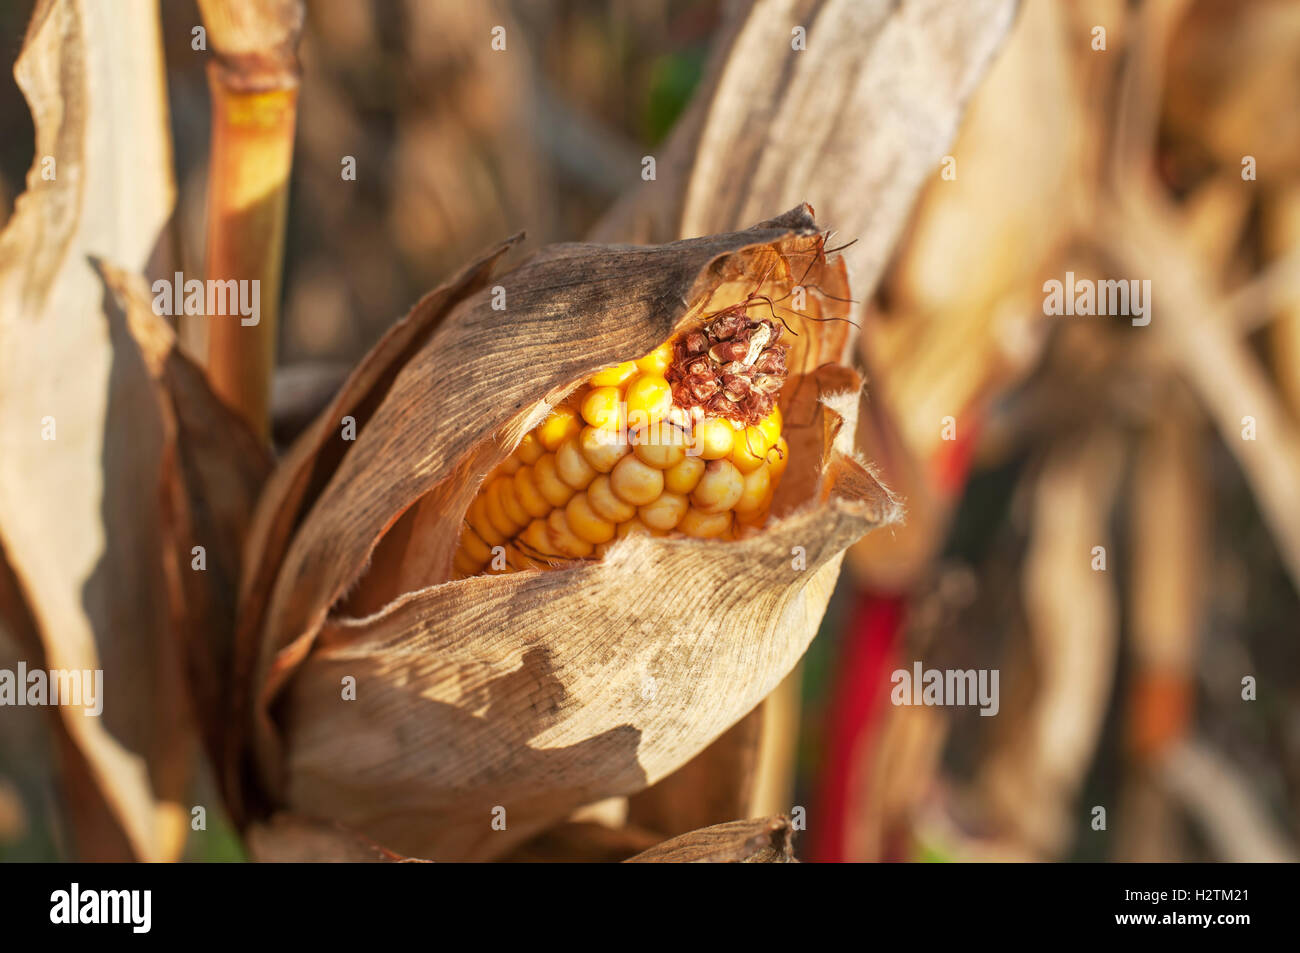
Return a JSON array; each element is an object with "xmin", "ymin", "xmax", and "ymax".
[{"xmin": 453, "ymin": 311, "xmax": 791, "ymax": 577}]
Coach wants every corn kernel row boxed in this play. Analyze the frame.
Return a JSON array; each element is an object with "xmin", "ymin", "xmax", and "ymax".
[{"xmin": 453, "ymin": 342, "xmax": 788, "ymax": 578}]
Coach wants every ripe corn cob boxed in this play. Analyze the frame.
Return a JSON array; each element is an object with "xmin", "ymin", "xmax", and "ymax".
[{"xmin": 453, "ymin": 311, "xmax": 791, "ymax": 578}]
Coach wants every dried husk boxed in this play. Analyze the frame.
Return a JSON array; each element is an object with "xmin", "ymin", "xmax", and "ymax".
[
  {"xmin": 245, "ymin": 813, "xmax": 426, "ymax": 863},
  {"xmin": 624, "ymin": 815, "xmax": 798, "ymax": 864},
  {"xmin": 234, "ymin": 206, "xmax": 901, "ymax": 860},
  {"xmin": 97, "ymin": 262, "xmax": 272, "ymax": 782},
  {"xmin": 624, "ymin": 706, "xmax": 766, "ymax": 838},
  {"xmin": 505, "ymin": 819, "xmax": 664, "ymax": 864}
]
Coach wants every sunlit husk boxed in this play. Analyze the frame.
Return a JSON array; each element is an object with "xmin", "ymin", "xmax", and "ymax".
[{"xmin": 233, "ymin": 206, "xmax": 900, "ymax": 859}]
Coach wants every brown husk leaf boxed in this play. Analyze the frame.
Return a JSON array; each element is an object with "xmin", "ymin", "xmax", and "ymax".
[
  {"xmin": 625, "ymin": 815, "xmax": 798, "ymax": 863},
  {"xmin": 236, "ymin": 206, "xmax": 900, "ymax": 860}
]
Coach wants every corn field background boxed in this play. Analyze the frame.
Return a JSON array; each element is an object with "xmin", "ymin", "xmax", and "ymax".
[{"xmin": 0, "ymin": 0, "xmax": 1298, "ymax": 865}]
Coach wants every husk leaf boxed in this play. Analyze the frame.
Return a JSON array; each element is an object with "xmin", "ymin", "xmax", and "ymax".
[
  {"xmin": 625, "ymin": 815, "xmax": 797, "ymax": 863},
  {"xmin": 237, "ymin": 206, "xmax": 900, "ymax": 859}
]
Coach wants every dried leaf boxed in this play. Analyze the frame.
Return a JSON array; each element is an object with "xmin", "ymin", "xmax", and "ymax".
[
  {"xmin": 236, "ymin": 207, "xmax": 900, "ymax": 859},
  {"xmin": 227, "ymin": 234, "xmax": 521, "ymax": 817},
  {"xmin": 978, "ymin": 431, "xmax": 1123, "ymax": 857},
  {"xmin": 1165, "ymin": 0, "xmax": 1300, "ymax": 182},
  {"xmin": 625, "ymin": 704, "xmax": 764, "ymax": 837},
  {"xmin": 625, "ymin": 815, "xmax": 797, "ymax": 863},
  {"xmin": 1159, "ymin": 740, "xmax": 1300, "ymax": 863},
  {"xmin": 1103, "ymin": 201, "xmax": 1300, "ymax": 590},
  {"xmin": 504, "ymin": 820, "xmax": 663, "ymax": 864},
  {"xmin": 96, "ymin": 262, "xmax": 271, "ymax": 781},
  {"xmin": 245, "ymin": 813, "xmax": 424, "ymax": 863},
  {"xmin": 0, "ymin": 0, "xmax": 182, "ymax": 860},
  {"xmin": 593, "ymin": 0, "xmax": 1019, "ymax": 304}
]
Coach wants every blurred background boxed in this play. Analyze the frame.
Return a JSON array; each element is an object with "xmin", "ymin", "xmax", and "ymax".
[{"xmin": 2, "ymin": 0, "xmax": 1298, "ymax": 861}]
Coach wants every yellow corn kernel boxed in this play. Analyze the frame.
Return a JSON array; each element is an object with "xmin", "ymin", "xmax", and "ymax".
[
  {"xmin": 556, "ymin": 436, "xmax": 599, "ymax": 490},
  {"xmin": 767, "ymin": 436, "xmax": 789, "ymax": 483},
  {"xmin": 664, "ymin": 455, "xmax": 705, "ymax": 494},
  {"xmin": 588, "ymin": 474, "xmax": 637, "ymax": 523},
  {"xmin": 482, "ymin": 490, "xmax": 518, "ymax": 539},
  {"xmin": 515, "ymin": 431, "xmax": 545, "ymax": 464},
  {"xmin": 733, "ymin": 463, "xmax": 771, "ymax": 514},
  {"xmin": 737, "ymin": 505, "xmax": 770, "ymax": 527},
  {"xmin": 493, "ymin": 475, "xmax": 531, "ymax": 527},
  {"xmin": 616, "ymin": 517, "xmax": 654, "ymax": 537},
  {"xmin": 580, "ymin": 386, "xmax": 625, "ymax": 429},
  {"xmin": 519, "ymin": 519, "xmax": 562, "ymax": 560},
  {"xmin": 633, "ymin": 425, "xmax": 687, "ymax": 469},
  {"xmin": 459, "ymin": 526, "xmax": 493, "ymax": 564},
  {"xmin": 616, "ymin": 517, "xmax": 668, "ymax": 538},
  {"xmin": 624, "ymin": 373, "xmax": 673, "ymax": 428},
  {"xmin": 589, "ymin": 361, "xmax": 638, "ymax": 387},
  {"xmin": 485, "ymin": 478, "xmax": 526, "ymax": 536},
  {"xmin": 636, "ymin": 341, "xmax": 674, "ymax": 376},
  {"xmin": 534, "ymin": 453, "xmax": 575, "ymax": 507},
  {"xmin": 679, "ymin": 506, "xmax": 732, "ymax": 539},
  {"xmin": 538, "ymin": 405, "xmax": 583, "ymax": 451},
  {"xmin": 639, "ymin": 491, "xmax": 688, "ymax": 531},
  {"xmin": 691, "ymin": 459, "xmax": 744, "ymax": 513},
  {"xmin": 758, "ymin": 406, "xmax": 782, "ymax": 447},
  {"xmin": 610, "ymin": 454, "xmax": 665, "ymax": 506},
  {"xmin": 547, "ymin": 508, "xmax": 595, "ymax": 558},
  {"xmin": 566, "ymin": 492, "xmax": 617, "ymax": 544},
  {"xmin": 730, "ymin": 425, "xmax": 773, "ymax": 474},
  {"xmin": 513, "ymin": 465, "xmax": 551, "ymax": 519},
  {"xmin": 467, "ymin": 497, "xmax": 507, "ymax": 545},
  {"xmin": 579, "ymin": 425, "xmax": 629, "ymax": 473},
  {"xmin": 693, "ymin": 417, "xmax": 735, "ymax": 459},
  {"xmin": 505, "ymin": 543, "xmax": 548, "ymax": 571},
  {"xmin": 497, "ymin": 456, "xmax": 522, "ymax": 476},
  {"xmin": 453, "ymin": 549, "xmax": 483, "ymax": 576}
]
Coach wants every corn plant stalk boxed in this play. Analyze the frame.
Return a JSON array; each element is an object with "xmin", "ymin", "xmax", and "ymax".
[{"xmin": 198, "ymin": 0, "xmax": 303, "ymax": 440}]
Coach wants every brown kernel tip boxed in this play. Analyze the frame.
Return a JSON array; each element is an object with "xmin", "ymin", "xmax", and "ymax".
[
  {"xmin": 667, "ymin": 315, "xmax": 789, "ymax": 426},
  {"xmin": 707, "ymin": 312, "xmax": 744, "ymax": 340}
]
